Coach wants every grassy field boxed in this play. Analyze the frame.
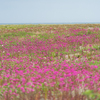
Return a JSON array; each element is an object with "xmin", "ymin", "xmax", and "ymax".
[{"xmin": 0, "ymin": 24, "xmax": 100, "ymax": 100}]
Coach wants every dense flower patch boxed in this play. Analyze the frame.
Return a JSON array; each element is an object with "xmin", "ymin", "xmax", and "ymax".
[{"xmin": 0, "ymin": 24, "xmax": 100, "ymax": 100}]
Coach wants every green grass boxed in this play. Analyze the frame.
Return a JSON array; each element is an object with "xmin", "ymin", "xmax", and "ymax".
[
  {"xmin": 88, "ymin": 61, "xmax": 100, "ymax": 65},
  {"xmin": 92, "ymin": 45, "xmax": 100, "ymax": 50},
  {"xmin": 88, "ymin": 61, "xmax": 100, "ymax": 70},
  {"xmin": 37, "ymin": 33, "xmax": 56, "ymax": 40},
  {"xmin": 0, "ymin": 32, "xmax": 35, "ymax": 39},
  {"xmin": 0, "ymin": 24, "xmax": 36, "ymax": 30},
  {"xmin": 75, "ymin": 44, "xmax": 100, "ymax": 53}
]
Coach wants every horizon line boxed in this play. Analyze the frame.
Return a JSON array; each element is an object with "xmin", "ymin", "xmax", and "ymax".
[{"xmin": 0, "ymin": 22, "xmax": 100, "ymax": 25}]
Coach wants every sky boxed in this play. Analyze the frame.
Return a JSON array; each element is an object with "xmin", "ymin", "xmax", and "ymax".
[{"xmin": 0, "ymin": 0, "xmax": 100, "ymax": 24}]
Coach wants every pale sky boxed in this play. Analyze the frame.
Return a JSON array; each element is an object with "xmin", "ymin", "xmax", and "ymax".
[{"xmin": 0, "ymin": 0, "xmax": 100, "ymax": 24}]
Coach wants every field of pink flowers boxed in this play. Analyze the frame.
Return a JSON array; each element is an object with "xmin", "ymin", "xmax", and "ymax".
[{"xmin": 0, "ymin": 24, "xmax": 100, "ymax": 100}]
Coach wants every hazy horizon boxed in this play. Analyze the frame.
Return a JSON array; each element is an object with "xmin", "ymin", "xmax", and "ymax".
[{"xmin": 0, "ymin": 22, "xmax": 100, "ymax": 25}]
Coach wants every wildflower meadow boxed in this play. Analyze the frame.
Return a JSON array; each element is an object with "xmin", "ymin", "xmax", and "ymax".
[{"xmin": 0, "ymin": 24, "xmax": 100, "ymax": 100}]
